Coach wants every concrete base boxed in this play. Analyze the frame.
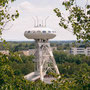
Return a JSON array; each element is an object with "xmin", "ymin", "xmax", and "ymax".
[
  {"xmin": 24, "ymin": 72, "xmax": 57, "ymax": 84},
  {"xmin": 24, "ymin": 72, "xmax": 40, "ymax": 81},
  {"xmin": 43, "ymin": 77, "xmax": 56, "ymax": 84}
]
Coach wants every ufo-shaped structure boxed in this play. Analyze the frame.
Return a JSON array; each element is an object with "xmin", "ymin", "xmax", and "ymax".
[{"xmin": 24, "ymin": 27, "xmax": 56, "ymax": 40}]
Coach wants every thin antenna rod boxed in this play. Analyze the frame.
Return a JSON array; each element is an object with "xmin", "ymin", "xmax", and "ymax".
[
  {"xmin": 32, "ymin": 17, "xmax": 36, "ymax": 27},
  {"xmin": 36, "ymin": 16, "xmax": 39, "ymax": 27},
  {"xmin": 42, "ymin": 20, "xmax": 43, "ymax": 27},
  {"xmin": 45, "ymin": 16, "xmax": 49, "ymax": 27}
]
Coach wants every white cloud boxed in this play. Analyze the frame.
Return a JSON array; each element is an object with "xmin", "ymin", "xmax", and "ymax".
[
  {"xmin": 18, "ymin": 1, "xmax": 53, "ymax": 16},
  {"xmin": 19, "ymin": 1, "xmax": 34, "ymax": 11}
]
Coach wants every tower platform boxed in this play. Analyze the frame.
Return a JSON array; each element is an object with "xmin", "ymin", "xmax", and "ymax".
[{"xmin": 24, "ymin": 72, "xmax": 56, "ymax": 84}]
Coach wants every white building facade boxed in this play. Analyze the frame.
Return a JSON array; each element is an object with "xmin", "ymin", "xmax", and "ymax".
[
  {"xmin": 70, "ymin": 47, "xmax": 90, "ymax": 56},
  {"xmin": 0, "ymin": 50, "xmax": 9, "ymax": 55}
]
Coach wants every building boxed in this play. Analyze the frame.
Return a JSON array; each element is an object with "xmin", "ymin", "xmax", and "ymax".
[
  {"xmin": 21, "ymin": 49, "xmax": 36, "ymax": 56},
  {"xmin": 0, "ymin": 50, "xmax": 9, "ymax": 55},
  {"xmin": 70, "ymin": 47, "xmax": 90, "ymax": 56}
]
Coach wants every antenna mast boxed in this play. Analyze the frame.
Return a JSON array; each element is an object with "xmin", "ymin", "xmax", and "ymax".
[
  {"xmin": 32, "ymin": 17, "xmax": 36, "ymax": 27},
  {"xmin": 36, "ymin": 16, "xmax": 39, "ymax": 27},
  {"xmin": 45, "ymin": 16, "xmax": 49, "ymax": 27},
  {"xmin": 42, "ymin": 20, "xmax": 44, "ymax": 27}
]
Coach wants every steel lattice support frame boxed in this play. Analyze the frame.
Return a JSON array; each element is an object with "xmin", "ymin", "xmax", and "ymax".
[{"xmin": 34, "ymin": 39, "xmax": 60, "ymax": 81}]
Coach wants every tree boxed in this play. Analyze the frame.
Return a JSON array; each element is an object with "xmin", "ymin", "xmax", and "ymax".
[
  {"xmin": 0, "ymin": 0, "xmax": 19, "ymax": 40},
  {"xmin": 54, "ymin": 0, "xmax": 90, "ymax": 41}
]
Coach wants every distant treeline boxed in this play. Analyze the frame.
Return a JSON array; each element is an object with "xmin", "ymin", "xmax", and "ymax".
[{"xmin": 0, "ymin": 41, "xmax": 89, "ymax": 52}]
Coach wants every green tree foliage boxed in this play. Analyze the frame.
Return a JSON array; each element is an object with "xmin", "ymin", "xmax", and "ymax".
[
  {"xmin": 0, "ymin": 42, "xmax": 35, "ymax": 52},
  {"xmin": 0, "ymin": 53, "xmax": 35, "ymax": 89},
  {"xmin": 0, "ymin": 0, "xmax": 19, "ymax": 40},
  {"xmin": 54, "ymin": 50, "xmax": 90, "ymax": 65},
  {"xmin": 53, "ymin": 51, "xmax": 90, "ymax": 90},
  {"xmin": 10, "ymin": 55, "xmax": 35, "ymax": 75},
  {"xmin": 0, "ymin": 53, "xmax": 21, "ymax": 89},
  {"xmin": 54, "ymin": 0, "xmax": 90, "ymax": 41},
  {"xmin": 0, "ymin": 49, "xmax": 90, "ymax": 89}
]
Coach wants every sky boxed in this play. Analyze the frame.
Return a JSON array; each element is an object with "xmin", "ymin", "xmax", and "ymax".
[{"xmin": 2, "ymin": 0, "xmax": 89, "ymax": 41}]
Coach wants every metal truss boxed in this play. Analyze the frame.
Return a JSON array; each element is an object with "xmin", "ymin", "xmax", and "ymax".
[{"xmin": 34, "ymin": 39, "xmax": 60, "ymax": 81}]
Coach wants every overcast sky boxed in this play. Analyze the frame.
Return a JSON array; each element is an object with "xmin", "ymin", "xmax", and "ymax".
[{"xmin": 2, "ymin": 0, "xmax": 89, "ymax": 41}]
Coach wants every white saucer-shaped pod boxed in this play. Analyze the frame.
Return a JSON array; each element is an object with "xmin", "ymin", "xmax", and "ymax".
[{"xmin": 24, "ymin": 27, "xmax": 56, "ymax": 39}]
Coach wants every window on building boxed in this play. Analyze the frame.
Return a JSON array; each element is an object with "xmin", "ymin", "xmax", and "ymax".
[
  {"xmin": 77, "ymin": 51, "xmax": 85, "ymax": 54},
  {"xmin": 77, "ymin": 48, "xmax": 84, "ymax": 50},
  {"xmin": 42, "ymin": 31, "xmax": 46, "ymax": 33},
  {"xmin": 28, "ymin": 31, "xmax": 30, "ymax": 33},
  {"xmin": 48, "ymin": 31, "xmax": 51, "ymax": 33}
]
